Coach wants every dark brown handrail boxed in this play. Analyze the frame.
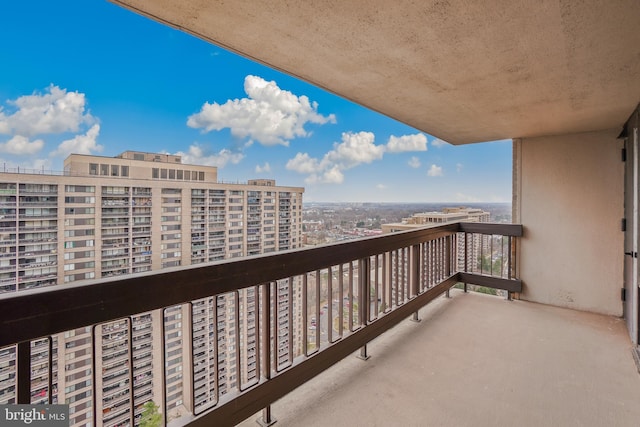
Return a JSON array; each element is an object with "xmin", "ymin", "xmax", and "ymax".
[{"xmin": 0, "ymin": 223, "xmax": 478, "ymax": 346}]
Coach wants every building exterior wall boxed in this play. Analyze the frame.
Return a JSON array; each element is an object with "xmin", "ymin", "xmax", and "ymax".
[{"xmin": 514, "ymin": 129, "xmax": 624, "ymax": 316}]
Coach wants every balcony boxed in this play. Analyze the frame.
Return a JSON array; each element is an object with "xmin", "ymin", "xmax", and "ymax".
[
  {"xmin": 233, "ymin": 288, "xmax": 639, "ymax": 426},
  {"xmin": 0, "ymin": 223, "xmax": 522, "ymax": 414},
  {"xmin": 132, "ymin": 208, "xmax": 152, "ymax": 216},
  {"xmin": 19, "ymin": 213, "xmax": 56, "ymax": 220},
  {"xmin": 1, "ymin": 219, "xmax": 639, "ymax": 427}
]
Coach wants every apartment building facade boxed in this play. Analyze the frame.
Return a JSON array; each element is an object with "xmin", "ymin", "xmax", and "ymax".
[{"xmin": 0, "ymin": 151, "xmax": 304, "ymax": 426}]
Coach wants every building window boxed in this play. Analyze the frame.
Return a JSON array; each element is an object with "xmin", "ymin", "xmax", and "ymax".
[
  {"xmin": 134, "ymin": 153, "xmax": 144, "ymax": 161},
  {"xmin": 89, "ymin": 164, "xmax": 98, "ymax": 175},
  {"xmin": 100, "ymin": 164, "xmax": 108, "ymax": 176},
  {"xmin": 152, "ymin": 168, "xmax": 159, "ymax": 179},
  {"xmin": 198, "ymin": 172, "xmax": 204, "ymax": 181},
  {"xmin": 192, "ymin": 171, "xmax": 198, "ymax": 181},
  {"xmin": 111, "ymin": 165, "xmax": 119, "ymax": 176},
  {"xmin": 177, "ymin": 170, "xmax": 183, "ymax": 180},
  {"xmin": 169, "ymin": 169, "xmax": 176, "ymax": 179},
  {"xmin": 184, "ymin": 171, "xmax": 190, "ymax": 180},
  {"xmin": 161, "ymin": 169, "xmax": 168, "ymax": 179},
  {"xmin": 121, "ymin": 166, "xmax": 129, "ymax": 177}
]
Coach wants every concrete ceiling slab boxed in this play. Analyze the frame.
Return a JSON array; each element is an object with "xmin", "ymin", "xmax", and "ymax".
[{"xmin": 111, "ymin": 0, "xmax": 640, "ymax": 144}]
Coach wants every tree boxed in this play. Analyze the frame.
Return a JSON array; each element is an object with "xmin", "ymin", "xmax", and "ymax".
[
  {"xmin": 379, "ymin": 302, "xmax": 387, "ymax": 313},
  {"xmin": 140, "ymin": 401, "xmax": 162, "ymax": 427}
]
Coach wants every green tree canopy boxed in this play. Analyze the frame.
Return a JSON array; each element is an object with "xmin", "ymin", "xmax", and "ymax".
[{"xmin": 140, "ymin": 401, "xmax": 162, "ymax": 427}]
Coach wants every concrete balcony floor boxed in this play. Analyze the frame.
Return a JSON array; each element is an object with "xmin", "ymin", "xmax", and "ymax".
[{"xmin": 240, "ymin": 289, "xmax": 640, "ymax": 427}]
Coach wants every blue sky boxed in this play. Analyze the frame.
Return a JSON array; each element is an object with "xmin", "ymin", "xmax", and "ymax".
[{"xmin": 0, "ymin": 0, "xmax": 512, "ymax": 203}]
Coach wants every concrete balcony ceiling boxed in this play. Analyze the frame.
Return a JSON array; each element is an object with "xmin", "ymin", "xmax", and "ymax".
[{"xmin": 112, "ymin": 0, "xmax": 640, "ymax": 144}]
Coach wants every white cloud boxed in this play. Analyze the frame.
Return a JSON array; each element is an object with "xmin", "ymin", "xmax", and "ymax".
[
  {"xmin": 456, "ymin": 163, "xmax": 463, "ymax": 172},
  {"xmin": 427, "ymin": 164, "xmax": 443, "ymax": 177},
  {"xmin": 408, "ymin": 156, "xmax": 421, "ymax": 168},
  {"xmin": 255, "ymin": 162, "xmax": 271, "ymax": 173},
  {"xmin": 175, "ymin": 144, "xmax": 244, "ymax": 168},
  {"xmin": 386, "ymin": 133, "xmax": 427, "ymax": 153},
  {"xmin": 0, "ymin": 135, "xmax": 44, "ymax": 155},
  {"xmin": 51, "ymin": 124, "xmax": 102, "ymax": 158},
  {"xmin": 187, "ymin": 75, "xmax": 336, "ymax": 146},
  {"xmin": 0, "ymin": 110, "xmax": 7, "ymax": 134},
  {"xmin": 0, "ymin": 85, "xmax": 94, "ymax": 137},
  {"xmin": 287, "ymin": 131, "xmax": 385, "ymax": 184},
  {"xmin": 318, "ymin": 165, "xmax": 344, "ymax": 184},
  {"xmin": 376, "ymin": 184, "xmax": 388, "ymax": 190},
  {"xmin": 286, "ymin": 152, "xmax": 320, "ymax": 174},
  {"xmin": 0, "ymin": 85, "xmax": 101, "ymax": 164},
  {"xmin": 431, "ymin": 138, "xmax": 449, "ymax": 147},
  {"xmin": 324, "ymin": 131, "xmax": 384, "ymax": 168}
]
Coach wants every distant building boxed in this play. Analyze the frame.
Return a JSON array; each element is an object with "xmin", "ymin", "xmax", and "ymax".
[
  {"xmin": 381, "ymin": 207, "xmax": 491, "ymax": 276},
  {"xmin": 381, "ymin": 207, "xmax": 490, "ymax": 233}
]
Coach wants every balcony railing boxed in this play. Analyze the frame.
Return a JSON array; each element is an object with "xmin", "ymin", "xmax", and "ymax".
[{"xmin": 0, "ymin": 222, "xmax": 521, "ymax": 425}]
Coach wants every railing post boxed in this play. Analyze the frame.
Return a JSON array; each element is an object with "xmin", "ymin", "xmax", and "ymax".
[
  {"xmin": 410, "ymin": 244, "xmax": 421, "ymax": 322},
  {"xmin": 17, "ymin": 340, "xmax": 31, "ymax": 404},
  {"xmin": 506, "ymin": 236, "xmax": 513, "ymax": 301},
  {"xmin": 384, "ymin": 252, "xmax": 391, "ymax": 312},
  {"xmin": 47, "ymin": 336, "xmax": 53, "ymax": 404},
  {"xmin": 357, "ymin": 257, "xmax": 371, "ymax": 360},
  {"xmin": 127, "ymin": 317, "xmax": 135, "ymax": 422},
  {"xmin": 445, "ymin": 236, "xmax": 451, "ymax": 298},
  {"xmin": 302, "ymin": 274, "xmax": 309, "ymax": 356},
  {"xmin": 258, "ymin": 282, "xmax": 276, "ymax": 426},
  {"xmin": 260, "ymin": 406, "xmax": 276, "ymax": 427},
  {"xmin": 464, "ymin": 233, "xmax": 468, "ymax": 293},
  {"xmin": 338, "ymin": 265, "xmax": 344, "ymax": 338},
  {"xmin": 327, "ymin": 266, "xmax": 333, "ymax": 343}
]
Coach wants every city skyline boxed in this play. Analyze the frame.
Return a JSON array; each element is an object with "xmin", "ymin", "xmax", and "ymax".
[{"xmin": 0, "ymin": 1, "xmax": 512, "ymax": 203}]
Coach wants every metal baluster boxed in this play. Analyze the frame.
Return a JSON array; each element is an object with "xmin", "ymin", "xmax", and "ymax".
[
  {"xmin": 507, "ymin": 236, "xmax": 513, "ymax": 301},
  {"xmin": 288, "ymin": 277, "xmax": 294, "ymax": 365},
  {"xmin": 411, "ymin": 244, "xmax": 421, "ymax": 322},
  {"xmin": 327, "ymin": 266, "xmax": 333, "ymax": 343},
  {"xmin": 338, "ymin": 265, "xmax": 344, "ymax": 338},
  {"xmin": 374, "ymin": 255, "xmax": 379, "ymax": 319},
  {"xmin": 357, "ymin": 257, "xmax": 371, "ymax": 360},
  {"xmin": 302, "ymin": 274, "xmax": 309, "ymax": 356},
  {"xmin": 257, "ymin": 282, "xmax": 276, "ymax": 426},
  {"xmin": 464, "ymin": 233, "xmax": 468, "ymax": 292},
  {"xmin": 315, "ymin": 271, "xmax": 321, "ymax": 349},
  {"xmin": 447, "ymin": 235, "xmax": 452, "ymax": 276}
]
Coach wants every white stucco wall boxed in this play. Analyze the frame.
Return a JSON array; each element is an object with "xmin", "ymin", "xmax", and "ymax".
[{"xmin": 514, "ymin": 129, "xmax": 624, "ymax": 316}]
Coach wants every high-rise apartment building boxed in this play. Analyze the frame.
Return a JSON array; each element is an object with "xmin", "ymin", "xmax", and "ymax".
[{"xmin": 0, "ymin": 151, "xmax": 304, "ymax": 426}]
